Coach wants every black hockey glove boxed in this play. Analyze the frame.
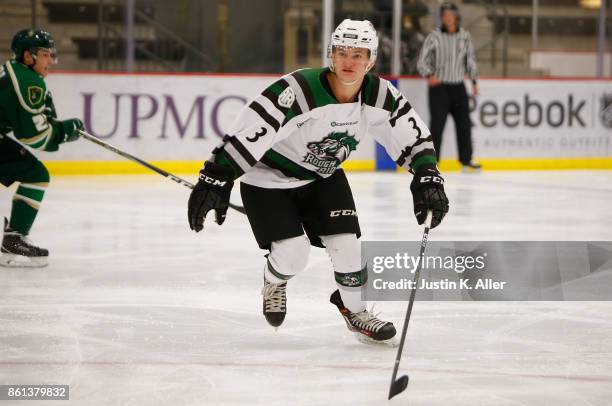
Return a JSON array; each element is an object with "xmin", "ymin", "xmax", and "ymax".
[
  {"xmin": 188, "ymin": 161, "xmax": 234, "ymax": 232},
  {"xmin": 410, "ymin": 164, "xmax": 449, "ymax": 229},
  {"xmin": 59, "ymin": 118, "xmax": 84, "ymax": 143}
]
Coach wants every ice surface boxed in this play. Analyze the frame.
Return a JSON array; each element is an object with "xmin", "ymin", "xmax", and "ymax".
[{"xmin": 1, "ymin": 171, "xmax": 612, "ymax": 405}]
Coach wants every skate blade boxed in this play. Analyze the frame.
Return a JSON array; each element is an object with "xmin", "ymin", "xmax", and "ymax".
[
  {"xmin": 355, "ymin": 333, "xmax": 399, "ymax": 347},
  {"xmin": 0, "ymin": 253, "xmax": 48, "ymax": 268},
  {"xmin": 461, "ymin": 167, "xmax": 481, "ymax": 174}
]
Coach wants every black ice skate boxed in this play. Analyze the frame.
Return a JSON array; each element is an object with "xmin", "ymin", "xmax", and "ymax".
[
  {"xmin": 461, "ymin": 161, "xmax": 482, "ymax": 173},
  {"xmin": 262, "ymin": 278, "xmax": 287, "ymax": 329},
  {"xmin": 330, "ymin": 290, "xmax": 397, "ymax": 346},
  {"xmin": 0, "ymin": 218, "xmax": 48, "ymax": 268}
]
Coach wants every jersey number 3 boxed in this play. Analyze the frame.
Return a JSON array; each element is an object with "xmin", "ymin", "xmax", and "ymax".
[
  {"xmin": 408, "ymin": 117, "xmax": 423, "ymax": 140},
  {"xmin": 247, "ymin": 127, "xmax": 267, "ymax": 143}
]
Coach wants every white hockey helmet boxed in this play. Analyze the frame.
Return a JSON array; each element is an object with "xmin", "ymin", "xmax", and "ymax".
[{"xmin": 328, "ymin": 19, "xmax": 378, "ymax": 71}]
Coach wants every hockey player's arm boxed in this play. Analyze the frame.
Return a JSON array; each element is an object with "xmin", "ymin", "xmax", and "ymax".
[
  {"xmin": 371, "ymin": 91, "xmax": 437, "ymax": 173},
  {"xmin": 12, "ymin": 108, "xmax": 83, "ymax": 152},
  {"xmin": 5, "ymin": 68, "xmax": 83, "ymax": 151},
  {"xmin": 369, "ymin": 85, "xmax": 449, "ymax": 228},
  {"xmin": 44, "ymin": 91, "xmax": 57, "ymax": 119},
  {"xmin": 188, "ymin": 80, "xmax": 293, "ymax": 232},
  {"xmin": 211, "ymin": 83, "xmax": 294, "ymax": 179}
]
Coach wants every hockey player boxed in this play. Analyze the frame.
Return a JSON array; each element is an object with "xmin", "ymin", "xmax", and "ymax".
[
  {"xmin": 188, "ymin": 20, "xmax": 449, "ymax": 344},
  {"xmin": 0, "ymin": 29, "xmax": 83, "ymax": 267}
]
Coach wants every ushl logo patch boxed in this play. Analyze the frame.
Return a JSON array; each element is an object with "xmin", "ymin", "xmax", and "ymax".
[{"xmin": 278, "ymin": 87, "xmax": 295, "ymax": 108}]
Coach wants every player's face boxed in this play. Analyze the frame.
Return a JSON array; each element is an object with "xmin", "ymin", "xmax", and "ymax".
[
  {"xmin": 332, "ymin": 46, "xmax": 371, "ymax": 83},
  {"xmin": 31, "ymin": 49, "xmax": 56, "ymax": 77},
  {"xmin": 441, "ymin": 10, "xmax": 458, "ymax": 31}
]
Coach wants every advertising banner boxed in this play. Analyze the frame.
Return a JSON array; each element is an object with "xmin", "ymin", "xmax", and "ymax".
[
  {"xmin": 41, "ymin": 72, "xmax": 375, "ymax": 164},
  {"xmin": 399, "ymin": 78, "xmax": 612, "ymax": 160},
  {"xmin": 31, "ymin": 73, "xmax": 612, "ymax": 168}
]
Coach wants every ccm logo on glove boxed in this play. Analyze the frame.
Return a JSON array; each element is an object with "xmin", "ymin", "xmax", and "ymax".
[
  {"xmin": 199, "ymin": 173, "xmax": 228, "ymax": 187},
  {"xmin": 330, "ymin": 209, "xmax": 357, "ymax": 217},
  {"xmin": 419, "ymin": 175, "xmax": 444, "ymax": 184}
]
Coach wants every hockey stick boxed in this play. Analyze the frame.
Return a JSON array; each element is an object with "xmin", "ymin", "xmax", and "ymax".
[
  {"xmin": 78, "ymin": 130, "xmax": 246, "ymax": 214},
  {"xmin": 388, "ymin": 210, "xmax": 433, "ymax": 400}
]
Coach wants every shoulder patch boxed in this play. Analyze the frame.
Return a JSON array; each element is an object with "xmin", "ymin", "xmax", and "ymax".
[
  {"xmin": 28, "ymin": 86, "xmax": 44, "ymax": 105},
  {"xmin": 4, "ymin": 61, "xmax": 46, "ymax": 114},
  {"xmin": 278, "ymin": 87, "xmax": 295, "ymax": 108},
  {"xmin": 387, "ymin": 81, "xmax": 401, "ymax": 100}
]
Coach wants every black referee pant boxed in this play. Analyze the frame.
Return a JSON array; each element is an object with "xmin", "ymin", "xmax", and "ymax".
[{"xmin": 428, "ymin": 83, "xmax": 473, "ymax": 165}]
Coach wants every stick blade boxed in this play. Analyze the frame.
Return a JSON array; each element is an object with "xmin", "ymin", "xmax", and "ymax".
[{"xmin": 388, "ymin": 375, "xmax": 409, "ymax": 399}]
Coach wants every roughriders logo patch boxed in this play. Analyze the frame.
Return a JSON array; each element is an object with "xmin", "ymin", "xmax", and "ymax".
[
  {"xmin": 303, "ymin": 131, "xmax": 359, "ymax": 174},
  {"xmin": 601, "ymin": 93, "xmax": 612, "ymax": 129}
]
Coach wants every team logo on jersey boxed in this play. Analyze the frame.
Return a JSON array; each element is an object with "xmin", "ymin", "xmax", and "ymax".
[
  {"xmin": 27, "ymin": 86, "xmax": 44, "ymax": 105},
  {"xmin": 303, "ymin": 130, "xmax": 359, "ymax": 174},
  {"xmin": 600, "ymin": 93, "xmax": 612, "ymax": 129},
  {"xmin": 278, "ymin": 87, "xmax": 295, "ymax": 108}
]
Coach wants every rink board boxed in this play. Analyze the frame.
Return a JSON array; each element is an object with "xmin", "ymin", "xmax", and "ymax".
[{"xmin": 33, "ymin": 72, "xmax": 612, "ymax": 174}]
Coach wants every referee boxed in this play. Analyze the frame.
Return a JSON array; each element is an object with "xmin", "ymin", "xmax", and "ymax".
[{"xmin": 417, "ymin": 2, "xmax": 480, "ymax": 171}]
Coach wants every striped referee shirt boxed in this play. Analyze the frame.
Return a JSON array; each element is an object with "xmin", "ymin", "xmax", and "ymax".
[{"xmin": 417, "ymin": 26, "xmax": 478, "ymax": 84}]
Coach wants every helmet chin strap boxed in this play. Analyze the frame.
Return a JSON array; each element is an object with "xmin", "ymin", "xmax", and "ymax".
[{"xmin": 339, "ymin": 78, "xmax": 359, "ymax": 86}]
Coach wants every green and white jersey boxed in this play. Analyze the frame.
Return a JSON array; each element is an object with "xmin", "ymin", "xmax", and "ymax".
[
  {"xmin": 214, "ymin": 67, "xmax": 436, "ymax": 189},
  {"xmin": 0, "ymin": 60, "xmax": 62, "ymax": 151}
]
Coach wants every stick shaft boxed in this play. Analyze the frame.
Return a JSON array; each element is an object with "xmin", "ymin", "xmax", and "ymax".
[
  {"xmin": 79, "ymin": 130, "xmax": 246, "ymax": 214},
  {"xmin": 79, "ymin": 130, "xmax": 195, "ymax": 188},
  {"xmin": 389, "ymin": 211, "xmax": 433, "ymax": 393}
]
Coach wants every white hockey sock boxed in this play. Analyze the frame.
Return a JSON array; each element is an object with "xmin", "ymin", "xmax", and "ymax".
[
  {"xmin": 338, "ymin": 285, "xmax": 366, "ymax": 314},
  {"xmin": 320, "ymin": 233, "xmax": 366, "ymax": 313},
  {"xmin": 264, "ymin": 235, "xmax": 310, "ymax": 284}
]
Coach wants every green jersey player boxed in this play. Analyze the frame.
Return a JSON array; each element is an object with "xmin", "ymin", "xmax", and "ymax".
[
  {"xmin": 0, "ymin": 29, "xmax": 83, "ymax": 267},
  {"xmin": 188, "ymin": 20, "xmax": 449, "ymax": 345}
]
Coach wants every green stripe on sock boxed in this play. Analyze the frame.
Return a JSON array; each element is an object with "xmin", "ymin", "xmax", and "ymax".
[
  {"xmin": 267, "ymin": 259, "xmax": 294, "ymax": 281},
  {"xmin": 15, "ymin": 185, "xmax": 45, "ymax": 202}
]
